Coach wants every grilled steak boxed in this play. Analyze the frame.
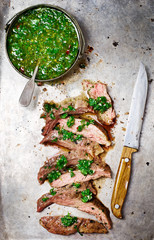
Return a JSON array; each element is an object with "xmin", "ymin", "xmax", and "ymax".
[
  {"xmin": 82, "ymin": 80, "xmax": 116, "ymax": 125},
  {"xmin": 38, "ymin": 150, "xmax": 92, "ymax": 184},
  {"xmin": 40, "ymin": 129, "xmax": 104, "ymax": 157},
  {"xmin": 42, "ymin": 95, "xmax": 94, "ymax": 136},
  {"xmin": 50, "ymin": 163, "xmax": 111, "ymax": 188},
  {"xmin": 40, "ymin": 216, "xmax": 108, "ymax": 235},
  {"xmin": 58, "ymin": 118, "xmax": 111, "ymax": 147},
  {"xmin": 37, "ymin": 183, "xmax": 112, "ymax": 229}
]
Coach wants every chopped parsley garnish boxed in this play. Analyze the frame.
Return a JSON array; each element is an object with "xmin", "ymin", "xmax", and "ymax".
[
  {"xmin": 81, "ymin": 189, "xmax": 93, "ymax": 203},
  {"xmin": 49, "ymin": 112, "xmax": 55, "ymax": 119},
  {"xmin": 50, "ymin": 188, "xmax": 57, "ymax": 196},
  {"xmin": 58, "ymin": 128, "xmax": 83, "ymax": 142},
  {"xmin": 67, "ymin": 116, "xmax": 75, "ymax": 127},
  {"xmin": 74, "ymin": 225, "xmax": 83, "ymax": 236},
  {"xmin": 61, "ymin": 213, "xmax": 77, "ymax": 227},
  {"xmin": 42, "ymin": 197, "xmax": 49, "ymax": 202},
  {"xmin": 56, "ymin": 155, "xmax": 67, "ymax": 170},
  {"xmin": 62, "ymin": 105, "xmax": 75, "ymax": 112},
  {"xmin": 40, "ymin": 113, "xmax": 46, "ymax": 118},
  {"xmin": 88, "ymin": 96, "xmax": 111, "ymax": 113},
  {"xmin": 51, "ymin": 137, "xmax": 58, "ymax": 142},
  {"xmin": 77, "ymin": 159, "xmax": 94, "ymax": 176},
  {"xmin": 44, "ymin": 103, "xmax": 52, "ymax": 113},
  {"xmin": 47, "ymin": 170, "xmax": 61, "ymax": 183},
  {"xmin": 73, "ymin": 183, "xmax": 81, "ymax": 188},
  {"xmin": 68, "ymin": 105, "xmax": 75, "ymax": 111},
  {"xmin": 60, "ymin": 113, "xmax": 68, "ymax": 119},
  {"xmin": 69, "ymin": 168, "xmax": 75, "ymax": 177},
  {"xmin": 77, "ymin": 119, "xmax": 95, "ymax": 132},
  {"xmin": 44, "ymin": 103, "xmax": 59, "ymax": 113}
]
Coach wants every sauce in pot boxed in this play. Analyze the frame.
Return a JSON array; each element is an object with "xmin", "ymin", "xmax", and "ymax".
[{"xmin": 7, "ymin": 7, "xmax": 79, "ymax": 80}]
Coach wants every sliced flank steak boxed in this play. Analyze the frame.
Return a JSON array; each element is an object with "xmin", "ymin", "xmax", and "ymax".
[
  {"xmin": 82, "ymin": 80, "xmax": 116, "ymax": 125},
  {"xmin": 40, "ymin": 129, "xmax": 104, "ymax": 157},
  {"xmin": 41, "ymin": 96, "xmax": 94, "ymax": 136},
  {"xmin": 38, "ymin": 150, "xmax": 92, "ymax": 184},
  {"xmin": 37, "ymin": 183, "xmax": 112, "ymax": 229},
  {"xmin": 58, "ymin": 118, "xmax": 111, "ymax": 147},
  {"xmin": 40, "ymin": 216, "xmax": 108, "ymax": 235},
  {"xmin": 50, "ymin": 163, "xmax": 111, "ymax": 188}
]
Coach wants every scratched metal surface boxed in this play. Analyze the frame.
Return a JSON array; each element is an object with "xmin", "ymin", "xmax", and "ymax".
[{"xmin": 0, "ymin": 0, "xmax": 154, "ymax": 240}]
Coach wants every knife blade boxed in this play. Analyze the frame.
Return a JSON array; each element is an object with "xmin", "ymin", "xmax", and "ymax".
[{"xmin": 111, "ymin": 63, "xmax": 148, "ymax": 219}]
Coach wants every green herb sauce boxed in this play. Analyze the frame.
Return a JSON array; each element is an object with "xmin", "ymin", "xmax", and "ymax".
[
  {"xmin": 73, "ymin": 183, "xmax": 81, "ymax": 188},
  {"xmin": 7, "ymin": 7, "xmax": 79, "ymax": 80},
  {"xmin": 61, "ymin": 213, "xmax": 77, "ymax": 227},
  {"xmin": 50, "ymin": 188, "xmax": 57, "ymax": 196},
  {"xmin": 77, "ymin": 159, "xmax": 94, "ymax": 176},
  {"xmin": 56, "ymin": 155, "xmax": 67, "ymax": 170},
  {"xmin": 81, "ymin": 189, "xmax": 93, "ymax": 203},
  {"xmin": 88, "ymin": 96, "xmax": 111, "ymax": 113},
  {"xmin": 67, "ymin": 116, "xmax": 75, "ymax": 127},
  {"xmin": 47, "ymin": 170, "xmax": 61, "ymax": 183}
]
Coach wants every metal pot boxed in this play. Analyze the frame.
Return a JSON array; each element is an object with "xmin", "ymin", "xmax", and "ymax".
[{"xmin": 5, "ymin": 4, "xmax": 85, "ymax": 82}]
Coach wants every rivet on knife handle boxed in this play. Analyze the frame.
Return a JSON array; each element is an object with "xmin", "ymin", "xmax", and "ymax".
[{"xmin": 111, "ymin": 146, "xmax": 137, "ymax": 219}]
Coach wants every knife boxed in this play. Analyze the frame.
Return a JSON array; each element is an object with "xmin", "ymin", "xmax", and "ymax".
[{"xmin": 111, "ymin": 63, "xmax": 148, "ymax": 219}]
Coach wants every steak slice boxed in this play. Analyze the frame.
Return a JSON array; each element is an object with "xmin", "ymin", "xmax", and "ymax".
[
  {"xmin": 58, "ymin": 118, "xmax": 111, "ymax": 147},
  {"xmin": 50, "ymin": 163, "xmax": 111, "ymax": 188},
  {"xmin": 40, "ymin": 216, "xmax": 108, "ymax": 235},
  {"xmin": 38, "ymin": 150, "xmax": 92, "ymax": 184},
  {"xmin": 37, "ymin": 183, "xmax": 112, "ymax": 229},
  {"xmin": 37, "ymin": 182, "xmax": 96, "ymax": 212},
  {"xmin": 42, "ymin": 95, "xmax": 94, "ymax": 136},
  {"xmin": 40, "ymin": 129, "xmax": 104, "ymax": 157},
  {"xmin": 82, "ymin": 80, "xmax": 116, "ymax": 125}
]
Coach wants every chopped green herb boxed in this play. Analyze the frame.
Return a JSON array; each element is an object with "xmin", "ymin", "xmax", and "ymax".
[
  {"xmin": 47, "ymin": 170, "xmax": 61, "ymax": 183},
  {"xmin": 74, "ymin": 225, "xmax": 83, "ymax": 236},
  {"xmin": 49, "ymin": 112, "xmax": 55, "ymax": 119},
  {"xmin": 67, "ymin": 116, "xmax": 75, "ymax": 127},
  {"xmin": 86, "ymin": 119, "xmax": 95, "ymax": 126},
  {"xmin": 77, "ymin": 119, "xmax": 95, "ymax": 132},
  {"xmin": 88, "ymin": 96, "xmax": 111, "ymax": 113},
  {"xmin": 56, "ymin": 155, "xmax": 67, "ymax": 170},
  {"xmin": 69, "ymin": 168, "xmax": 75, "ymax": 177},
  {"xmin": 39, "ymin": 178, "xmax": 43, "ymax": 181},
  {"xmin": 51, "ymin": 137, "xmax": 58, "ymax": 142},
  {"xmin": 77, "ymin": 159, "xmax": 94, "ymax": 176},
  {"xmin": 44, "ymin": 166, "xmax": 47, "ymax": 169},
  {"xmin": 50, "ymin": 188, "xmax": 57, "ymax": 196},
  {"xmin": 58, "ymin": 128, "xmax": 83, "ymax": 142},
  {"xmin": 62, "ymin": 107, "xmax": 68, "ymax": 111},
  {"xmin": 74, "ymin": 134, "xmax": 83, "ymax": 141},
  {"xmin": 81, "ymin": 189, "xmax": 93, "ymax": 203},
  {"xmin": 68, "ymin": 105, "xmax": 75, "ymax": 111},
  {"xmin": 61, "ymin": 213, "xmax": 77, "ymax": 226},
  {"xmin": 73, "ymin": 183, "xmax": 81, "ymax": 188},
  {"xmin": 40, "ymin": 114, "xmax": 46, "ymax": 118},
  {"xmin": 42, "ymin": 197, "xmax": 49, "ymax": 202},
  {"xmin": 62, "ymin": 105, "xmax": 75, "ymax": 112},
  {"xmin": 60, "ymin": 113, "xmax": 68, "ymax": 119},
  {"xmin": 77, "ymin": 125, "xmax": 85, "ymax": 132},
  {"xmin": 48, "ymin": 166, "xmax": 51, "ymax": 169},
  {"xmin": 44, "ymin": 103, "xmax": 52, "ymax": 113}
]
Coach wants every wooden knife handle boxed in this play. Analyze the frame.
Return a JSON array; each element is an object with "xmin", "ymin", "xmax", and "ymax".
[{"xmin": 111, "ymin": 146, "xmax": 137, "ymax": 219}]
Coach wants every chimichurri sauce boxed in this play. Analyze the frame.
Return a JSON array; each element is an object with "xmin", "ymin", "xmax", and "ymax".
[{"xmin": 7, "ymin": 7, "xmax": 79, "ymax": 80}]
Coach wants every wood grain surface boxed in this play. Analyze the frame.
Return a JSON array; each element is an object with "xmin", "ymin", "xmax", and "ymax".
[{"xmin": 111, "ymin": 146, "xmax": 137, "ymax": 219}]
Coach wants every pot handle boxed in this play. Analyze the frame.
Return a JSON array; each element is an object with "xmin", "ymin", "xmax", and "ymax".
[{"xmin": 5, "ymin": 13, "xmax": 19, "ymax": 32}]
